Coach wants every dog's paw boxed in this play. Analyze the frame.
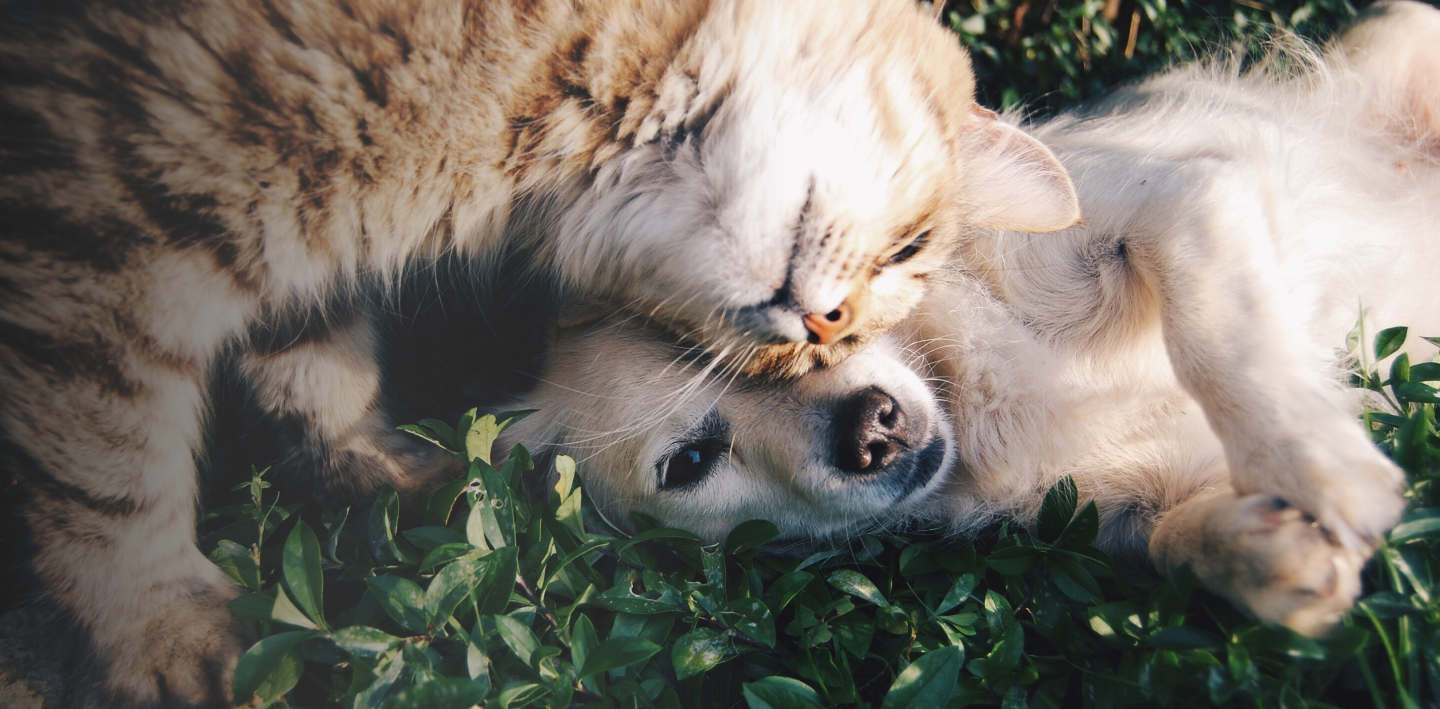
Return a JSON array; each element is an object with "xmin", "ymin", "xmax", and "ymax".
[
  {"xmin": 97, "ymin": 580, "xmax": 252, "ymax": 708},
  {"xmin": 1235, "ymin": 420, "xmax": 1406, "ymax": 555},
  {"xmin": 1199, "ymin": 494, "xmax": 1368, "ymax": 637}
]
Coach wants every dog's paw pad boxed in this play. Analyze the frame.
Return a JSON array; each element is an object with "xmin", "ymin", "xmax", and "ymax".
[{"xmin": 1219, "ymin": 494, "xmax": 1365, "ymax": 637}]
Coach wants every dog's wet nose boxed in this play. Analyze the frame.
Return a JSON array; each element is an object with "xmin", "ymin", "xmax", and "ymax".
[
  {"xmin": 835, "ymin": 387, "xmax": 912, "ymax": 473},
  {"xmin": 804, "ymin": 302, "xmax": 853, "ymax": 345}
]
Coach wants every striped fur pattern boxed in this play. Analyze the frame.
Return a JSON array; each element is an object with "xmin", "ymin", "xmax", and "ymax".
[
  {"xmin": 505, "ymin": 1, "xmax": 1440, "ymax": 638},
  {"xmin": 0, "ymin": 0, "xmax": 1083, "ymax": 705}
]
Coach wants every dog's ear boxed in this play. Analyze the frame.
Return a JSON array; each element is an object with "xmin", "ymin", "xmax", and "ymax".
[
  {"xmin": 959, "ymin": 106, "xmax": 1081, "ymax": 233},
  {"xmin": 1335, "ymin": 0, "xmax": 1440, "ymax": 149}
]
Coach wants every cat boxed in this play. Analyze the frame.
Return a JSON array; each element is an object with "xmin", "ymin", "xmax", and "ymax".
[
  {"xmin": 504, "ymin": 0, "xmax": 1440, "ymax": 638},
  {"xmin": 0, "ymin": 0, "xmax": 1081, "ymax": 705}
]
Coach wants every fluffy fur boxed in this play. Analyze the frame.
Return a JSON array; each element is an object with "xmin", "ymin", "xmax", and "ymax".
[
  {"xmin": 0, "ymin": 0, "xmax": 1082, "ymax": 705},
  {"xmin": 507, "ymin": 0, "xmax": 1440, "ymax": 638}
]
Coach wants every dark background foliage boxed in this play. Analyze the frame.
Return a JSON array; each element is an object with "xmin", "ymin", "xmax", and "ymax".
[{"xmin": 945, "ymin": 0, "xmax": 1379, "ymax": 114}]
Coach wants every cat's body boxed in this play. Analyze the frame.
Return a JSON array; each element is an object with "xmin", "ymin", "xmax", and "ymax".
[
  {"xmin": 507, "ymin": 1, "xmax": 1440, "ymax": 638},
  {"xmin": 0, "ymin": 0, "xmax": 1080, "ymax": 704}
]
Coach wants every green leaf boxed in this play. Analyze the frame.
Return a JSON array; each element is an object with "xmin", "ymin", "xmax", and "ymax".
[
  {"xmin": 1145, "ymin": 626, "xmax": 1223, "ymax": 651},
  {"xmin": 378, "ymin": 677, "xmax": 488, "ymax": 709},
  {"xmin": 397, "ymin": 421, "xmax": 457, "ymax": 452},
  {"xmin": 463, "ymin": 411, "xmax": 531, "ymax": 465},
  {"xmin": 764, "ymin": 571, "xmax": 814, "ymax": 613},
  {"xmin": 1376, "ymin": 326, "xmax": 1408, "ymax": 360},
  {"xmin": 827, "ymin": 569, "xmax": 889, "ymax": 607},
  {"xmin": 725, "ymin": 597, "xmax": 776, "ymax": 647},
  {"xmin": 1048, "ymin": 555, "xmax": 1102, "ymax": 604},
  {"xmin": 365, "ymin": 575, "xmax": 429, "ymax": 635},
  {"xmin": 1038, "ymin": 475, "xmax": 1078, "ymax": 542},
  {"xmin": 1056, "ymin": 500, "xmax": 1100, "ymax": 548},
  {"xmin": 592, "ymin": 582, "xmax": 685, "ymax": 615},
  {"xmin": 742, "ymin": 676, "xmax": 826, "ymax": 709},
  {"xmin": 474, "ymin": 461, "xmax": 516, "ymax": 548},
  {"xmin": 616, "ymin": 527, "xmax": 704, "ymax": 553},
  {"xmin": 232, "ymin": 630, "xmax": 312, "ymax": 706},
  {"xmin": 426, "ymin": 558, "xmax": 481, "ymax": 626},
  {"xmin": 1391, "ymin": 352, "xmax": 1412, "ymax": 385},
  {"xmin": 330, "ymin": 626, "xmax": 402, "ymax": 658},
  {"xmin": 831, "ymin": 612, "xmax": 876, "ymax": 659},
  {"xmin": 209, "ymin": 540, "xmax": 261, "ymax": 592},
  {"xmin": 1396, "ymin": 381, "xmax": 1440, "ymax": 405},
  {"xmin": 368, "ymin": 485, "xmax": 416, "ymax": 566},
  {"xmin": 494, "ymin": 682, "xmax": 545, "ymax": 709},
  {"xmin": 725, "ymin": 519, "xmax": 780, "ymax": 555},
  {"xmin": 1391, "ymin": 514, "xmax": 1440, "ymax": 543},
  {"xmin": 282, "ymin": 521, "xmax": 327, "ymax": 629},
  {"xmin": 467, "ymin": 623, "xmax": 492, "ymax": 687},
  {"xmin": 271, "ymin": 585, "xmax": 321, "ymax": 630},
  {"xmin": 672, "ymin": 627, "xmax": 730, "ymax": 681},
  {"xmin": 465, "ymin": 413, "xmax": 501, "ymax": 464},
  {"xmin": 1408, "ymin": 362, "xmax": 1440, "ymax": 382},
  {"xmin": 880, "ymin": 644, "xmax": 963, "ymax": 709},
  {"xmin": 985, "ymin": 544, "xmax": 1040, "ymax": 575},
  {"xmin": 227, "ymin": 593, "xmax": 276, "ymax": 622},
  {"xmin": 424, "ymin": 479, "xmax": 468, "ymax": 527},
  {"xmin": 494, "ymin": 614, "xmax": 541, "ymax": 666},
  {"xmin": 571, "ymin": 614, "xmax": 599, "ymax": 677},
  {"xmin": 576, "ymin": 636, "xmax": 663, "ymax": 679},
  {"xmin": 936, "ymin": 573, "xmax": 977, "ymax": 615},
  {"xmin": 418, "ymin": 542, "xmax": 480, "ymax": 573},
  {"xmin": 474, "ymin": 546, "xmax": 519, "ymax": 616},
  {"xmin": 551, "ymin": 454, "xmax": 577, "ymax": 502}
]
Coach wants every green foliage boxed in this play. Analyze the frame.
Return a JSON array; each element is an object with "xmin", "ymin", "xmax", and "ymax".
[
  {"xmin": 942, "ymin": 0, "xmax": 1367, "ymax": 112},
  {"xmin": 207, "ymin": 327, "xmax": 1440, "ymax": 708}
]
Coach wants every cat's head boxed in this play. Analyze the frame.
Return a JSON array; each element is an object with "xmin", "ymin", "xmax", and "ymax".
[
  {"xmin": 553, "ymin": 0, "xmax": 1078, "ymax": 377},
  {"xmin": 502, "ymin": 314, "xmax": 952, "ymax": 541}
]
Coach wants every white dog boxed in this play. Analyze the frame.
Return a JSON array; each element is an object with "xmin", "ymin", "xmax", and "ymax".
[{"xmin": 506, "ymin": 0, "xmax": 1440, "ymax": 636}]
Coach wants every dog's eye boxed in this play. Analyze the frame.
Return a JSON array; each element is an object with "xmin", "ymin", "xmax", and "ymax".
[
  {"xmin": 659, "ymin": 437, "xmax": 724, "ymax": 491},
  {"xmin": 886, "ymin": 230, "xmax": 930, "ymax": 265}
]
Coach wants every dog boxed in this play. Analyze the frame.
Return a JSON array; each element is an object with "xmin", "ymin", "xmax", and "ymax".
[{"xmin": 505, "ymin": 0, "xmax": 1440, "ymax": 637}]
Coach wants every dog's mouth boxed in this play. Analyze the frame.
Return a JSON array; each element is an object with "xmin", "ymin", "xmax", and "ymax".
[{"xmin": 887, "ymin": 437, "xmax": 949, "ymax": 503}]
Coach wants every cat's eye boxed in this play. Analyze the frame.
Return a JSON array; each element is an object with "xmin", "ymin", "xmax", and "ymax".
[
  {"xmin": 658, "ymin": 436, "xmax": 725, "ymax": 491},
  {"xmin": 886, "ymin": 230, "xmax": 930, "ymax": 265}
]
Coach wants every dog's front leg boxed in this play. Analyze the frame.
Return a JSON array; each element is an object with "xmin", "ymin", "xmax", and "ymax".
[{"xmin": 1121, "ymin": 163, "xmax": 1404, "ymax": 596}]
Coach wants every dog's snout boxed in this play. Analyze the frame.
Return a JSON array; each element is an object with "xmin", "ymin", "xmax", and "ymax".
[{"xmin": 835, "ymin": 388, "xmax": 913, "ymax": 473}]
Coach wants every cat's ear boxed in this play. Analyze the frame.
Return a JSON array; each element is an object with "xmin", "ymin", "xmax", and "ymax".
[{"xmin": 959, "ymin": 106, "xmax": 1080, "ymax": 233}]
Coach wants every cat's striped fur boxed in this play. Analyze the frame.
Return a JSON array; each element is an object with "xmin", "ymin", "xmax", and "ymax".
[{"xmin": 0, "ymin": 0, "xmax": 1079, "ymax": 705}]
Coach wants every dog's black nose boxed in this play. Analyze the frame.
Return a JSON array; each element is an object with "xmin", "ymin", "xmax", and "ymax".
[{"xmin": 835, "ymin": 388, "xmax": 912, "ymax": 473}]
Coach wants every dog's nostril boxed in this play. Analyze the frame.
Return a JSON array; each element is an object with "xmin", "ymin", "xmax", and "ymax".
[{"xmin": 835, "ymin": 387, "xmax": 911, "ymax": 473}]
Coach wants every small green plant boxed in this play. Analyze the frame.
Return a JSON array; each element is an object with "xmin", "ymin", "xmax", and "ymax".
[
  {"xmin": 205, "ymin": 324, "xmax": 1439, "ymax": 708},
  {"xmin": 944, "ymin": 0, "xmax": 1367, "ymax": 113}
]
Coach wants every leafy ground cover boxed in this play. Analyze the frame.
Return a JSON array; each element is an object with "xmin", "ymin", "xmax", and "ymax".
[
  {"xmin": 946, "ymin": 0, "xmax": 1367, "ymax": 112},
  {"xmin": 207, "ymin": 325, "xmax": 1440, "ymax": 709}
]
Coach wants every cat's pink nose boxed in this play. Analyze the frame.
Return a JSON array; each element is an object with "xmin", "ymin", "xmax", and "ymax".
[{"xmin": 804, "ymin": 303, "xmax": 853, "ymax": 345}]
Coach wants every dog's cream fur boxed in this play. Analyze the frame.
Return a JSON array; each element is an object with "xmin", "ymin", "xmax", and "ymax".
[{"xmin": 508, "ymin": 1, "xmax": 1440, "ymax": 637}]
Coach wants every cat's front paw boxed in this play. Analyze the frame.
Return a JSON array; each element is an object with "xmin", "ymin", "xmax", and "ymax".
[
  {"xmin": 1202, "ymin": 494, "xmax": 1368, "ymax": 637},
  {"xmin": 97, "ymin": 580, "xmax": 252, "ymax": 708}
]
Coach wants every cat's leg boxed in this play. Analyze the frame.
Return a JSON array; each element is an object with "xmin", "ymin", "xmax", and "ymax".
[
  {"xmin": 1119, "ymin": 164, "xmax": 1404, "ymax": 557},
  {"xmin": 1150, "ymin": 483, "xmax": 1366, "ymax": 636},
  {"xmin": 1, "ymin": 255, "xmax": 256, "ymax": 706},
  {"xmin": 237, "ymin": 302, "xmax": 464, "ymax": 504}
]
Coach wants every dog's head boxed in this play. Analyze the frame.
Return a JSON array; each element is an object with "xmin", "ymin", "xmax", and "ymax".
[
  {"xmin": 504, "ymin": 315, "xmax": 953, "ymax": 541},
  {"xmin": 552, "ymin": 0, "xmax": 1078, "ymax": 377}
]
